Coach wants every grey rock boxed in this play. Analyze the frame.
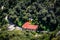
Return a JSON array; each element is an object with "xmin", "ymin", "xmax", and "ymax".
[
  {"xmin": 56, "ymin": 31, "xmax": 60, "ymax": 36},
  {"xmin": 40, "ymin": 31, "xmax": 49, "ymax": 34}
]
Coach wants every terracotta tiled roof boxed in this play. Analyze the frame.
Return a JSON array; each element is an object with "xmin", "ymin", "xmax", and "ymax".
[{"xmin": 22, "ymin": 22, "xmax": 38, "ymax": 30}]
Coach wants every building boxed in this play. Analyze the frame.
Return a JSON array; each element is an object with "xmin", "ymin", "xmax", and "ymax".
[{"xmin": 22, "ymin": 22, "xmax": 38, "ymax": 31}]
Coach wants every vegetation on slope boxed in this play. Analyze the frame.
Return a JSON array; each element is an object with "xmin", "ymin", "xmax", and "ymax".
[{"xmin": 0, "ymin": 0, "xmax": 60, "ymax": 40}]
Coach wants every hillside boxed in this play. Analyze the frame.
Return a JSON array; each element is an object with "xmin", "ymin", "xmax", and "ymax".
[{"xmin": 0, "ymin": 0, "xmax": 60, "ymax": 40}]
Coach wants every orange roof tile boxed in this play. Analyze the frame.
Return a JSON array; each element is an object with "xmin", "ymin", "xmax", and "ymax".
[{"xmin": 22, "ymin": 22, "xmax": 38, "ymax": 30}]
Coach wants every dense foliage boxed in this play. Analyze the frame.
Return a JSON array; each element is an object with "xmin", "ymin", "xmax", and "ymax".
[{"xmin": 0, "ymin": 0, "xmax": 60, "ymax": 40}]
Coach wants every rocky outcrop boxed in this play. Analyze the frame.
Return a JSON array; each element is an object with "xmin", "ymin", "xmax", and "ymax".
[
  {"xmin": 56, "ymin": 31, "xmax": 60, "ymax": 36},
  {"xmin": 5, "ymin": 16, "xmax": 22, "ymax": 31}
]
